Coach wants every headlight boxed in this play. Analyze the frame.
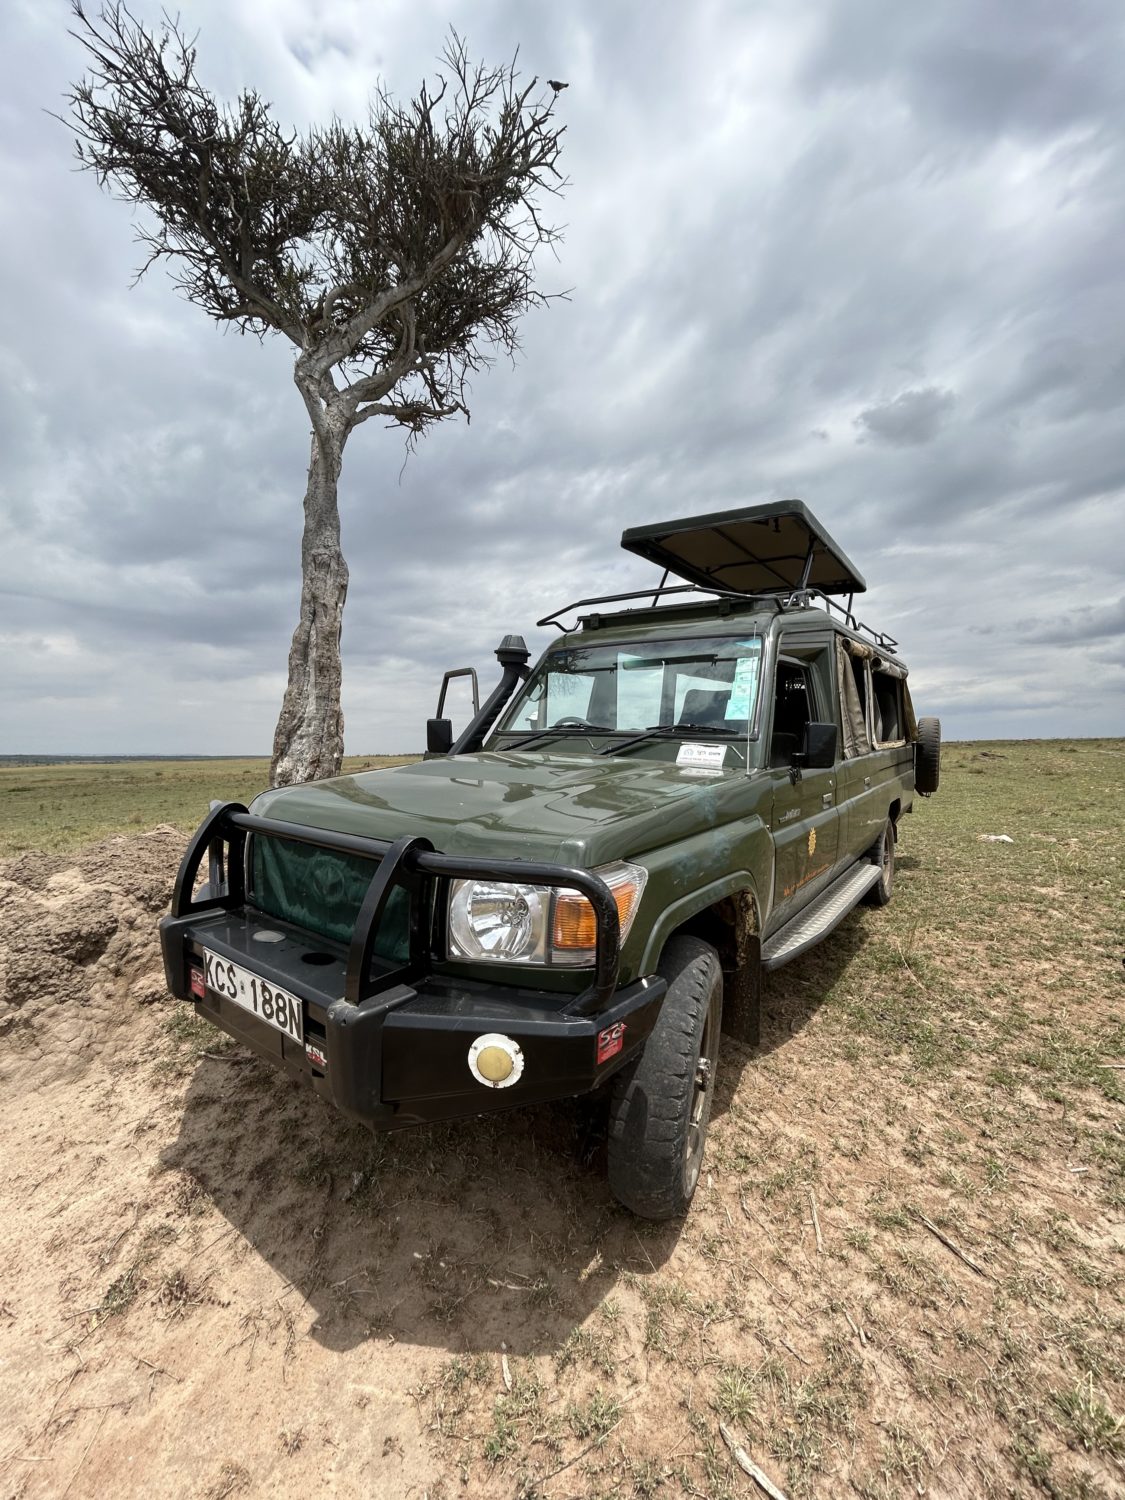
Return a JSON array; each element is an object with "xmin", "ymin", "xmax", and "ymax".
[
  {"xmin": 447, "ymin": 861, "xmax": 648, "ymax": 968},
  {"xmin": 449, "ymin": 880, "xmax": 549, "ymax": 963}
]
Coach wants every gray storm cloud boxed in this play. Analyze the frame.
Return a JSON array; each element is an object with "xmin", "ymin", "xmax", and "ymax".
[
  {"xmin": 856, "ymin": 389, "xmax": 957, "ymax": 447},
  {"xmin": 0, "ymin": 0, "xmax": 1123, "ymax": 753}
]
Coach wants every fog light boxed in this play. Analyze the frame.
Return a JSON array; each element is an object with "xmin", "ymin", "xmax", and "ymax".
[
  {"xmin": 477, "ymin": 1047, "xmax": 513, "ymax": 1082},
  {"xmin": 468, "ymin": 1033, "xmax": 524, "ymax": 1089}
]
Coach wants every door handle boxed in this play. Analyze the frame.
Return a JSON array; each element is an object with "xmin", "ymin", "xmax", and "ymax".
[
  {"xmin": 863, "ymin": 777, "xmax": 871, "ymax": 788},
  {"xmin": 822, "ymin": 792, "xmax": 833, "ymax": 808}
]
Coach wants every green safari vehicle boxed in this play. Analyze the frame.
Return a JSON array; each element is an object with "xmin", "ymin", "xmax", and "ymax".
[{"xmin": 160, "ymin": 502, "xmax": 940, "ymax": 1219}]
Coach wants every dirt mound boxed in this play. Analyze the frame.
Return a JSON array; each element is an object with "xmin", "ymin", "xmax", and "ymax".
[{"xmin": 0, "ymin": 828, "xmax": 182, "ymax": 1092}]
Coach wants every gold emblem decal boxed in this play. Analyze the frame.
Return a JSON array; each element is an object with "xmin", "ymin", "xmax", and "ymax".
[{"xmin": 807, "ymin": 827, "xmax": 817, "ymax": 857}]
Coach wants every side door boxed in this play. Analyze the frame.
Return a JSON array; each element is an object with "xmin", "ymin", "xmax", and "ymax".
[
  {"xmin": 857, "ymin": 661, "xmax": 914, "ymax": 848},
  {"xmin": 765, "ymin": 643, "xmax": 840, "ymax": 934},
  {"xmin": 833, "ymin": 642, "xmax": 882, "ymax": 863},
  {"xmin": 839, "ymin": 651, "xmax": 910, "ymax": 860}
]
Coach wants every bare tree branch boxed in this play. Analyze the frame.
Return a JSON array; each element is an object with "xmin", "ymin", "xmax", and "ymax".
[
  {"xmin": 64, "ymin": 3, "xmax": 568, "ymax": 783},
  {"xmin": 64, "ymin": 5, "xmax": 566, "ymax": 412}
]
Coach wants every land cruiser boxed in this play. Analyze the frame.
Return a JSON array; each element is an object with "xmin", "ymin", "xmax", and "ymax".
[{"xmin": 160, "ymin": 502, "xmax": 940, "ymax": 1219}]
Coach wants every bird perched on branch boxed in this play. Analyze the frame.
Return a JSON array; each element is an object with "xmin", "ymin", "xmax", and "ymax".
[{"xmin": 548, "ymin": 79, "xmax": 568, "ymax": 93}]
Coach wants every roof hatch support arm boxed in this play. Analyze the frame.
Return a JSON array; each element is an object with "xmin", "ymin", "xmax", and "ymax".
[{"xmin": 797, "ymin": 538, "xmax": 817, "ymax": 592}]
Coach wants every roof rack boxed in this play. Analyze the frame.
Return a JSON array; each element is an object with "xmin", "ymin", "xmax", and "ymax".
[
  {"xmin": 536, "ymin": 582, "xmax": 745, "ymax": 631},
  {"xmin": 788, "ymin": 587, "xmax": 900, "ymax": 653},
  {"xmin": 536, "ymin": 580, "xmax": 899, "ymax": 654}
]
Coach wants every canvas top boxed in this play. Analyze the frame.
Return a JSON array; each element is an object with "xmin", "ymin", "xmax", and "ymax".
[{"xmin": 620, "ymin": 499, "xmax": 867, "ymax": 597}]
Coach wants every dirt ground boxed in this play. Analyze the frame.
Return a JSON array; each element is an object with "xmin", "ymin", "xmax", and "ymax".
[{"xmin": 0, "ymin": 742, "xmax": 1122, "ymax": 1499}]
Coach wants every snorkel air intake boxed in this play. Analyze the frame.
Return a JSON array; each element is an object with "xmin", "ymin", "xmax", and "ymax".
[{"xmin": 450, "ymin": 635, "xmax": 531, "ymax": 755}]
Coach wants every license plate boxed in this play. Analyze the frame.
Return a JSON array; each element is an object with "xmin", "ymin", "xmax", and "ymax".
[{"xmin": 201, "ymin": 950, "xmax": 303, "ymax": 1044}]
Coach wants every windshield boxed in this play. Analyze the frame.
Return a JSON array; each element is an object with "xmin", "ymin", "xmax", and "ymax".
[{"xmin": 495, "ymin": 634, "xmax": 763, "ymax": 738}]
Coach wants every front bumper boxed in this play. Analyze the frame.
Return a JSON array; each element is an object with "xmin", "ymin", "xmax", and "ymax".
[{"xmin": 158, "ymin": 804, "xmax": 665, "ymax": 1129}]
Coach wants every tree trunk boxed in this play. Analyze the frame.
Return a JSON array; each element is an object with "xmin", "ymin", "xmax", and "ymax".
[{"xmin": 270, "ymin": 425, "xmax": 349, "ymax": 786}]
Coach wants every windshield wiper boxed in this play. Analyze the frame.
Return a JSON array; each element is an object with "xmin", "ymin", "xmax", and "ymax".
[
  {"xmin": 502, "ymin": 722, "xmax": 612, "ymax": 751},
  {"xmin": 600, "ymin": 723, "xmax": 740, "ymax": 756}
]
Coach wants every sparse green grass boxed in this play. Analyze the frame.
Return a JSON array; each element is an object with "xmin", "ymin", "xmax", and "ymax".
[
  {"xmin": 485, "ymin": 1367, "xmax": 544, "ymax": 1463},
  {"xmin": 567, "ymin": 1387, "xmax": 621, "ymax": 1440},
  {"xmin": 403, "ymin": 739, "xmax": 1124, "ymax": 1499},
  {"xmin": 11, "ymin": 736, "xmax": 1124, "ymax": 1500},
  {"xmin": 0, "ymin": 754, "xmax": 419, "ymax": 856},
  {"xmin": 556, "ymin": 1324, "xmax": 618, "ymax": 1376},
  {"xmin": 1052, "ymin": 1375, "xmax": 1125, "ymax": 1459},
  {"xmin": 98, "ymin": 1260, "xmax": 145, "ymax": 1319},
  {"xmin": 155, "ymin": 1004, "xmax": 240, "ymax": 1078},
  {"xmin": 714, "ymin": 1363, "xmax": 761, "ymax": 1427}
]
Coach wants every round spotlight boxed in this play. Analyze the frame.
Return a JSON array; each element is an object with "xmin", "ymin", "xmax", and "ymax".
[{"xmin": 467, "ymin": 1033, "xmax": 524, "ymax": 1089}]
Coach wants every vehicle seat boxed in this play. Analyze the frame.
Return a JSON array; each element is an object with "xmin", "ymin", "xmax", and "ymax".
[
  {"xmin": 872, "ymin": 699, "xmax": 884, "ymax": 743},
  {"xmin": 770, "ymin": 679, "xmax": 810, "ymax": 766},
  {"xmin": 679, "ymin": 688, "xmax": 735, "ymax": 729},
  {"xmin": 769, "ymin": 731, "xmax": 798, "ymax": 768}
]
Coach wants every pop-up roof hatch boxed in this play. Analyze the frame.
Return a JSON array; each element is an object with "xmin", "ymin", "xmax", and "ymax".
[{"xmin": 621, "ymin": 500, "xmax": 866, "ymax": 598}]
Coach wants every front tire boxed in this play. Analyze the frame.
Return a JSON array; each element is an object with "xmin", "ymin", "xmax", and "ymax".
[{"xmin": 607, "ymin": 936, "xmax": 722, "ymax": 1220}]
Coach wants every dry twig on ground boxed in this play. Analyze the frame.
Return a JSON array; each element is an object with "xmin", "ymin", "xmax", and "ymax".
[
  {"xmin": 915, "ymin": 1211, "xmax": 989, "ymax": 1278},
  {"xmin": 719, "ymin": 1421, "xmax": 789, "ymax": 1499}
]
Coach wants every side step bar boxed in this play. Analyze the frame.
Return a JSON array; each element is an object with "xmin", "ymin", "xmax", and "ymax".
[{"xmin": 762, "ymin": 860, "xmax": 882, "ymax": 971}]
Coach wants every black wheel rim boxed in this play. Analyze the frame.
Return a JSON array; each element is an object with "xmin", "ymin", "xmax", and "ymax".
[{"xmin": 684, "ymin": 987, "xmax": 721, "ymax": 1194}]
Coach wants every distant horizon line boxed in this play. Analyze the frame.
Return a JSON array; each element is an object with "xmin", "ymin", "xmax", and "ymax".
[
  {"xmin": 2, "ymin": 734, "xmax": 1122, "ymax": 766},
  {"xmin": 0, "ymin": 751, "xmax": 420, "ymax": 763}
]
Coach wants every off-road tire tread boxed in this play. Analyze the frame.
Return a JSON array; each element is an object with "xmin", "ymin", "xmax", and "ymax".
[
  {"xmin": 606, "ymin": 935, "xmax": 721, "ymax": 1220},
  {"xmin": 915, "ymin": 716, "xmax": 941, "ymax": 796},
  {"xmin": 864, "ymin": 818, "xmax": 895, "ymax": 906}
]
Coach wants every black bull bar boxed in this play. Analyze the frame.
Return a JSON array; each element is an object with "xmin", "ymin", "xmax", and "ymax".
[{"xmin": 162, "ymin": 801, "xmax": 623, "ymax": 1015}]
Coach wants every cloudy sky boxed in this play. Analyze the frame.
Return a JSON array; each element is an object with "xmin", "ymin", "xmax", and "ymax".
[{"xmin": 1, "ymin": 0, "xmax": 1123, "ymax": 755}]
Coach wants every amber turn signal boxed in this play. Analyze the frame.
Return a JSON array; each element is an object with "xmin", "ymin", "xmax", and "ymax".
[
  {"xmin": 551, "ymin": 862, "xmax": 648, "ymax": 959},
  {"xmin": 553, "ymin": 882, "xmax": 639, "ymax": 949}
]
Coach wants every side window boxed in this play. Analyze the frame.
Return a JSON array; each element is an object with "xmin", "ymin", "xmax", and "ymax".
[
  {"xmin": 872, "ymin": 670, "xmax": 904, "ymax": 744},
  {"xmin": 850, "ymin": 657, "xmax": 869, "ymax": 732},
  {"xmin": 770, "ymin": 660, "xmax": 814, "ymax": 768}
]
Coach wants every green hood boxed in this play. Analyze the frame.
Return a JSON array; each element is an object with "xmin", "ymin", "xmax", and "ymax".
[{"xmin": 250, "ymin": 750, "xmax": 750, "ymax": 867}]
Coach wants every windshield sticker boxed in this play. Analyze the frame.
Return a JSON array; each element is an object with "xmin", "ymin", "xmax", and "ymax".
[
  {"xmin": 676, "ymin": 742, "xmax": 728, "ymax": 769},
  {"xmin": 726, "ymin": 654, "xmax": 760, "ymax": 720}
]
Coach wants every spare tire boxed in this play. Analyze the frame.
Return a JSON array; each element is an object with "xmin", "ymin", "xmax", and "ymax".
[{"xmin": 915, "ymin": 716, "xmax": 941, "ymax": 795}]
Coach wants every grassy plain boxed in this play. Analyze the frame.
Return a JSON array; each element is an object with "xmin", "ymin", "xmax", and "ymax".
[
  {"xmin": 0, "ymin": 755, "xmax": 418, "ymax": 857},
  {"xmin": 1, "ymin": 738, "xmax": 1123, "ymax": 1498},
  {"xmin": 392, "ymin": 738, "xmax": 1125, "ymax": 1496}
]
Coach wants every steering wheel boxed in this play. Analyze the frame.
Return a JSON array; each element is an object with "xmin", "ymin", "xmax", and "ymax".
[{"xmin": 552, "ymin": 716, "xmax": 601, "ymax": 730}]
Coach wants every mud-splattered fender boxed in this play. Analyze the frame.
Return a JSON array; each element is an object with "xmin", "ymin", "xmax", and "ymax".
[{"xmin": 625, "ymin": 816, "xmax": 775, "ymax": 978}]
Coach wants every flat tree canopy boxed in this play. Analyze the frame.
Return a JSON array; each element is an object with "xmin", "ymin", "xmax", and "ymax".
[{"xmin": 66, "ymin": 3, "xmax": 566, "ymax": 783}]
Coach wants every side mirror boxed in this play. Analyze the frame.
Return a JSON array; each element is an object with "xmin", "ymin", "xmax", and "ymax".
[
  {"xmin": 802, "ymin": 721, "xmax": 838, "ymax": 769},
  {"xmin": 426, "ymin": 718, "xmax": 453, "ymax": 756},
  {"xmin": 436, "ymin": 667, "xmax": 480, "ymax": 719}
]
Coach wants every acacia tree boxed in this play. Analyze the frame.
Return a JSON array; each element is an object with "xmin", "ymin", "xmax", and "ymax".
[{"xmin": 65, "ymin": 3, "xmax": 565, "ymax": 785}]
